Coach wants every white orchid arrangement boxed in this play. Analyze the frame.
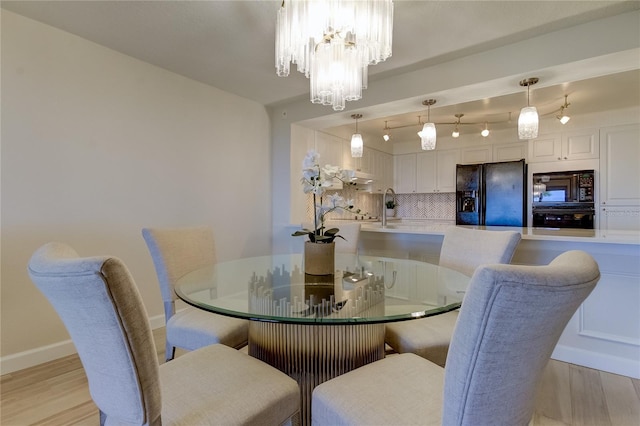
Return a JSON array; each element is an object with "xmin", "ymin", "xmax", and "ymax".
[{"xmin": 292, "ymin": 150, "xmax": 364, "ymax": 243}]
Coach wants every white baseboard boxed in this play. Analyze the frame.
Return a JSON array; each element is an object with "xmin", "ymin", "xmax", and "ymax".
[
  {"xmin": 552, "ymin": 344, "xmax": 640, "ymax": 379},
  {"xmin": 0, "ymin": 314, "xmax": 166, "ymax": 375}
]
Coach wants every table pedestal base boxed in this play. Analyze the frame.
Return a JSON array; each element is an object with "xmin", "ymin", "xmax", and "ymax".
[{"xmin": 249, "ymin": 322, "xmax": 385, "ymax": 426}]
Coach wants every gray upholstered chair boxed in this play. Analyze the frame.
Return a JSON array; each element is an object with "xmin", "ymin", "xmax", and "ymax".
[
  {"xmin": 142, "ymin": 227, "xmax": 248, "ymax": 361},
  {"xmin": 312, "ymin": 250, "xmax": 600, "ymax": 425},
  {"xmin": 326, "ymin": 221, "xmax": 361, "ymax": 254},
  {"xmin": 385, "ymin": 227, "xmax": 521, "ymax": 366},
  {"xmin": 28, "ymin": 242, "xmax": 300, "ymax": 426}
]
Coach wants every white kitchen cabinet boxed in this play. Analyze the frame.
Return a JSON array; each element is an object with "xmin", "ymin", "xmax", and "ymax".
[
  {"xmin": 460, "ymin": 146, "xmax": 492, "ymax": 164},
  {"xmin": 600, "ymin": 124, "xmax": 640, "ymax": 207},
  {"xmin": 315, "ymin": 131, "xmax": 343, "ymax": 168},
  {"xmin": 528, "ymin": 129, "xmax": 599, "ymax": 163},
  {"xmin": 394, "ymin": 153, "xmax": 417, "ymax": 193},
  {"xmin": 342, "ymin": 143, "xmax": 372, "ymax": 174},
  {"xmin": 372, "ymin": 150, "xmax": 393, "ymax": 194},
  {"xmin": 599, "ymin": 206, "xmax": 640, "ymax": 231},
  {"xmin": 416, "ymin": 149, "xmax": 460, "ymax": 193},
  {"xmin": 493, "ymin": 141, "xmax": 527, "ymax": 162}
]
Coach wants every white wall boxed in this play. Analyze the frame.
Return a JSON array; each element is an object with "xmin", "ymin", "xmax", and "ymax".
[{"xmin": 1, "ymin": 11, "xmax": 272, "ymax": 371}]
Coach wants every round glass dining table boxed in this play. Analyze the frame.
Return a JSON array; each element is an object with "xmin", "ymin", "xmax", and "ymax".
[{"xmin": 175, "ymin": 253, "xmax": 470, "ymax": 425}]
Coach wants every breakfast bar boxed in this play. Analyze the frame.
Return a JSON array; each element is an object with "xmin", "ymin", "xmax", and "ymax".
[{"xmin": 356, "ymin": 221, "xmax": 640, "ymax": 379}]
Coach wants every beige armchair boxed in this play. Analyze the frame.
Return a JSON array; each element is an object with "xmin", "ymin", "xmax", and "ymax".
[
  {"xmin": 28, "ymin": 242, "xmax": 300, "ymax": 426},
  {"xmin": 385, "ymin": 226, "xmax": 521, "ymax": 366},
  {"xmin": 312, "ymin": 250, "xmax": 600, "ymax": 425},
  {"xmin": 142, "ymin": 227, "xmax": 248, "ymax": 361}
]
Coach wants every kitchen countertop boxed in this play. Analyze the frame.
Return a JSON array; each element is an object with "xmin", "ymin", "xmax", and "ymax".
[{"xmin": 354, "ymin": 219, "xmax": 640, "ymax": 246}]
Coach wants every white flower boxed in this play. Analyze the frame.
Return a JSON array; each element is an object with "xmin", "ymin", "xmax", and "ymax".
[{"xmin": 293, "ymin": 150, "xmax": 366, "ymax": 243}]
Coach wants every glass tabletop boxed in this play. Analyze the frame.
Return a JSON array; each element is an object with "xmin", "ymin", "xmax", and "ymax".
[{"xmin": 175, "ymin": 253, "xmax": 470, "ymax": 324}]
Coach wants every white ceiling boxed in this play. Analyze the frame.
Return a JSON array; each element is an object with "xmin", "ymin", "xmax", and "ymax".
[{"xmin": 4, "ymin": 0, "xmax": 639, "ymax": 142}]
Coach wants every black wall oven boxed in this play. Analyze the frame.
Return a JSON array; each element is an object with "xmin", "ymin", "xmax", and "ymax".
[{"xmin": 532, "ymin": 170, "xmax": 595, "ymax": 229}]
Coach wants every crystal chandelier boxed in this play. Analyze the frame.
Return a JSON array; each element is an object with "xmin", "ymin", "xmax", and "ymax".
[{"xmin": 275, "ymin": 0, "xmax": 394, "ymax": 111}]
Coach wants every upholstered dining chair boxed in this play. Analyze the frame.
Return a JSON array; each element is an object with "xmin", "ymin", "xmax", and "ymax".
[
  {"xmin": 142, "ymin": 227, "xmax": 248, "ymax": 361},
  {"xmin": 326, "ymin": 221, "xmax": 361, "ymax": 254},
  {"xmin": 384, "ymin": 226, "xmax": 521, "ymax": 366},
  {"xmin": 28, "ymin": 242, "xmax": 300, "ymax": 426},
  {"xmin": 312, "ymin": 250, "xmax": 600, "ymax": 426}
]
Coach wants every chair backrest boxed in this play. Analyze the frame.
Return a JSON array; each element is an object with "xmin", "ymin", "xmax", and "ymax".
[
  {"xmin": 442, "ymin": 250, "xmax": 600, "ymax": 425},
  {"xmin": 440, "ymin": 227, "xmax": 521, "ymax": 277},
  {"xmin": 28, "ymin": 242, "xmax": 162, "ymax": 425},
  {"xmin": 142, "ymin": 227, "xmax": 216, "ymax": 303},
  {"xmin": 327, "ymin": 221, "xmax": 361, "ymax": 254}
]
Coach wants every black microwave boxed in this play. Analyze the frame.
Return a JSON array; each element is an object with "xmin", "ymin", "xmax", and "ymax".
[{"xmin": 532, "ymin": 170, "xmax": 595, "ymax": 205}]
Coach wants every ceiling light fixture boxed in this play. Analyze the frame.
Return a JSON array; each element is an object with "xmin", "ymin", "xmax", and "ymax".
[
  {"xmin": 350, "ymin": 114, "xmax": 364, "ymax": 157},
  {"xmin": 518, "ymin": 77, "xmax": 539, "ymax": 140},
  {"xmin": 382, "ymin": 121, "xmax": 391, "ymax": 141},
  {"xmin": 481, "ymin": 122, "xmax": 490, "ymax": 137},
  {"xmin": 419, "ymin": 99, "xmax": 437, "ymax": 150},
  {"xmin": 275, "ymin": 0, "xmax": 394, "ymax": 112},
  {"xmin": 452, "ymin": 114, "xmax": 463, "ymax": 138},
  {"xmin": 557, "ymin": 95, "xmax": 571, "ymax": 124}
]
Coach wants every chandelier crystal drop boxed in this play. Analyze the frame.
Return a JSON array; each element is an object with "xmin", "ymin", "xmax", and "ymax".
[{"xmin": 275, "ymin": 0, "xmax": 394, "ymax": 111}]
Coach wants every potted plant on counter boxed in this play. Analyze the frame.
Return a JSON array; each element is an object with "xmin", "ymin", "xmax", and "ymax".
[{"xmin": 385, "ymin": 199, "xmax": 397, "ymax": 218}]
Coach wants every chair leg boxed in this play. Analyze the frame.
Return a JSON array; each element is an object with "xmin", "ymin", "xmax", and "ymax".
[{"xmin": 165, "ymin": 341, "xmax": 176, "ymax": 361}]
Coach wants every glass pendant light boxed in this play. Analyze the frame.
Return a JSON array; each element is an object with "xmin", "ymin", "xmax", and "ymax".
[
  {"xmin": 518, "ymin": 77, "xmax": 539, "ymax": 140},
  {"xmin": 419, "ymin": 99, "xmax": 437, "ymax": 150},
  {"xmin": 351, "ymin": 114, "xmax": 363, "ymax": 157}
]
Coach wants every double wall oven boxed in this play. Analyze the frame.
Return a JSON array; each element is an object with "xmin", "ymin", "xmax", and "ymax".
[{"xmin": 532, "ymin": 170, "xmax": 595, "ymax": 229}]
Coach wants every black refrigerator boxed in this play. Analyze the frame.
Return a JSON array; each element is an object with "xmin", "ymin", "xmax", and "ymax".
[{"xmin": 456, "ymin": 159, "xmax": 527, "ymax": 227}]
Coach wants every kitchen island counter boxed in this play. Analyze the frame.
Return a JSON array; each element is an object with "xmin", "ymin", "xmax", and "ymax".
[
  {"xmin": 357, "ymin": 220, "xmax": 639, "ymax": 379},
  {"xmin": 359, "ymin": 220, "xmax": 640, "ymax": 246}
]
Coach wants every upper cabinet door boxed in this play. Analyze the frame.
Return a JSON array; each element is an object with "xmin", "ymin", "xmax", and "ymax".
[
  {"xmin": 394, "ymin": 154, "xmax": 417, "ymax": 193},
  {"xmin": 416, "ymin": 149, "xmax": 459, "ymax": 193},
  {"xmin": 528, "ymin": 130, "xmax": 599, "ymax": 163},
  {"xmin": 416, "ymin": 152, "xmax": 437, "ymax": 193},
  {"xmin": 562, "ymin": 129, "xmax": 599, "ymax": 160},
  {"xmin": 460, "ymin": 146, "xmax": 492, "ymax": 164},
  {"xmin": 528, "ymin": 134, "xmax": 562, "ymax": 162},
  {"xmin": 600, "ymin": 124, "xmax": 640, "ymax": 206},
  {"xmin": 493, "ymin": 141, "xmax": 527, "ymax": 162},
  {"xmin": 435, "ymin": 149, "xmax": 460, "ymax": 193},
  {"xmin": 315, "ymin": 131, "xmax": 344, "ymax": 168}
]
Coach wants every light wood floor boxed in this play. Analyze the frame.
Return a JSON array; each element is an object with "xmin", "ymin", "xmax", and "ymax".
[{"xmin": 2, "ymin": 327, "xmax": 639, "ymax": 425}]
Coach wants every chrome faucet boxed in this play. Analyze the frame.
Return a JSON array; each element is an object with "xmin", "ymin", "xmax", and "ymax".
[{"xmin": 382, "ymin": 187, "xmax": 397, "ymax": 227}]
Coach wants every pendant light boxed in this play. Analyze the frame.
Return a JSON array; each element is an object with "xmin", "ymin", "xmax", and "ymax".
[
  {"xmin": 350, "ymin": 114, "xmax": 363, "ymax": 157},
  {"xmin": 518, "ymin": 77, "xmax": 539, "ymax": 140},
  {"xmin": 452, "ymin": 114, "xmax": 463, "ymax": 138},
  {"xmin": 419, "ymin": 99, "xmax": 437, "ymax": 150},
  {"xmin": 382, "ymin": 121, "xmax": 391, "ymax": 141},
  {"xmin": 557, "ymin": 95, "xmax": 571, "ymax": 124},
  {"xmin": 481, "ymin": 122, "xmax": 490, "ymax": 137}
]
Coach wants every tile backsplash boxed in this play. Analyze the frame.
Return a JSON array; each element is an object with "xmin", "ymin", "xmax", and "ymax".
[{"xmin": 306, "ymin": 188, "xmax": 456, "ymax": 221}]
